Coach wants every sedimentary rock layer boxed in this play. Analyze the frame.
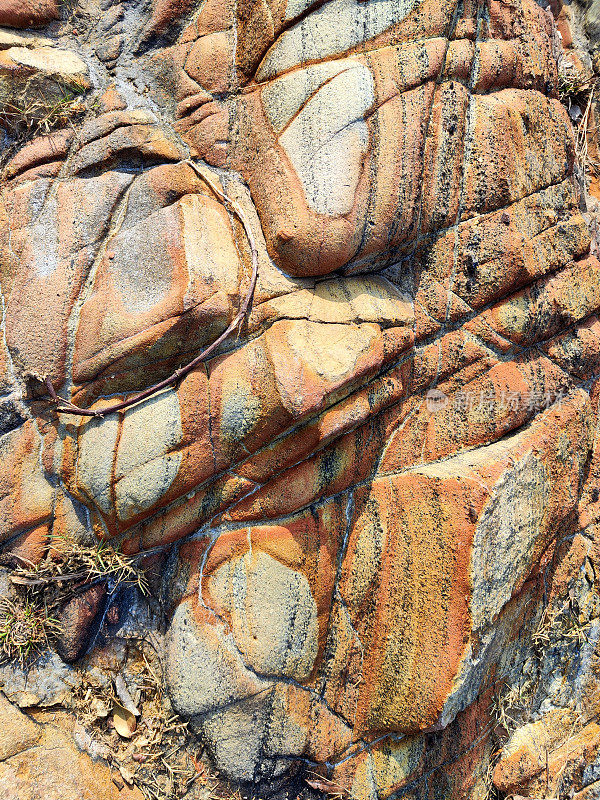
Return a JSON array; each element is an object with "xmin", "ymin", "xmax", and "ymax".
[{"xmin": 1, "ymin": 0, "xmax": 600, "ymax": 797}]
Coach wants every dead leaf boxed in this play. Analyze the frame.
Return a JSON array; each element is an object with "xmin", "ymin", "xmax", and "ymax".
[
  {"xmin": 118, "ymin": 763, "xmax": 136, "ymax": 786},
  {"xmin": 115, "ymin": 673, "xmax": 140, "ymax": 717},
  {"xmin": 113, "ymin": 701, "xmax": 137, "ymax": 738},
  {"xmin": 305, "ymin": 776, "xmax": 349, "ymax": 797},
  {"xmin": 306, "ymin": 778, "xmax": 334, "ymax": 793}
]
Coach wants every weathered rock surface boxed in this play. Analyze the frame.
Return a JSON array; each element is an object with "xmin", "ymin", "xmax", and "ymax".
[
  {"xmin": 1, "ymin": 0, "xmax": 600, "ymax": 798},
  {"xmin": 0, "ymin": 690, "xmax": 144, "ymax": 800}
]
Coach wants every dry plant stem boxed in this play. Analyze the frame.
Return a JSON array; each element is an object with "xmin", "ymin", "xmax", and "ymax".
[
  {"xmin": 578, "ymin": 86, "xmax": 595, "ymax": 186},
  {"xmin": 9, "ymin": 536, "xmax": 149, "ymax": 609},
  {"xmin": 46, "ymin": 160, "xmax": 259, "ymax": 418},
  {"xmin": 10, "ymin": 569, "xmax": 95, "ymax": 586}
]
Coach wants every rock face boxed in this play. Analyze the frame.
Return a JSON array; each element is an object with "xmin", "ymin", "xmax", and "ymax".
[
  {"xmin": 0, "ymin": 691, "xmax": 144, "ymax": 800},
  {"xmin": 2, "ymin": 0, "xmax": 600, "ymax": 797}
]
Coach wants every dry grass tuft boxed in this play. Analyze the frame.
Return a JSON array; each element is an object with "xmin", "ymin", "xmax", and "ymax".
[
  {"xmin": 0, "ymin": 595, "xmax": 61, "ymax": 665},
  {"xmin": 491, "ymin": 588, "xmax": 596, "ymax": 742},
  {"xmin": 490, "ymin": 678, "xmax": 536, "ymax": 739},
  {"xmin": 558, "ymin": 61, "xmax": 593, "ymax": 107},
  {"xmin": 0, "ymin": 83, "xmax": 88, "ymax": 168},
  {"xmin": 0, "ymin": 534, "xmax": 148, "ymax": 665},
  {"xmin": 558, "ymin": 60, "xmax": 599, "ymax": 187},
  {"xmin": 0, "ymin": 90, "xmax": 86, "ymax": 140},
  {"xmin": 11, "ymin": 535, "xmax": 149, "ymax": 598},
  {"xmin": 488, "ymin": 551, "xmax": 600, "ymax": 800}
]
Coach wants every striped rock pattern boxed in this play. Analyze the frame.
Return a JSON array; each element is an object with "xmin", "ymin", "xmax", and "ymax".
[{"xmin": 1, "ymin": 0, "xmax": 600, "ymax": 796}]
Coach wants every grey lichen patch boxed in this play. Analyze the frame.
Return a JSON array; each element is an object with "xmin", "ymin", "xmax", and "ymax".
[{"xmin": 219, "ymin": 386, "xmax": 263, "ymax": 447}]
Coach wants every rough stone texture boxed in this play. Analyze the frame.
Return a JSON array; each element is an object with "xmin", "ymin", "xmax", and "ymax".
[
  {"xmin": 55, "ymin": 582, "xmax": 107, "ymax": 663},
  {"xmin": 0, "ymin": 2, "xmax": 59, "ymax": 31},
  {"xmin": 0, "ymin": 690, "xmax": 144, "ymax": 800},
  {"xmin": 2, "ymin": 0, "xmax": 600, "ymax": 798}
]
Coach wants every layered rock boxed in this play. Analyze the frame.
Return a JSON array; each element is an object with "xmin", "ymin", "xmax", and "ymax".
[{"xmin": 1, "ymin": 0, "xmax": 600, "ymax": 797}]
